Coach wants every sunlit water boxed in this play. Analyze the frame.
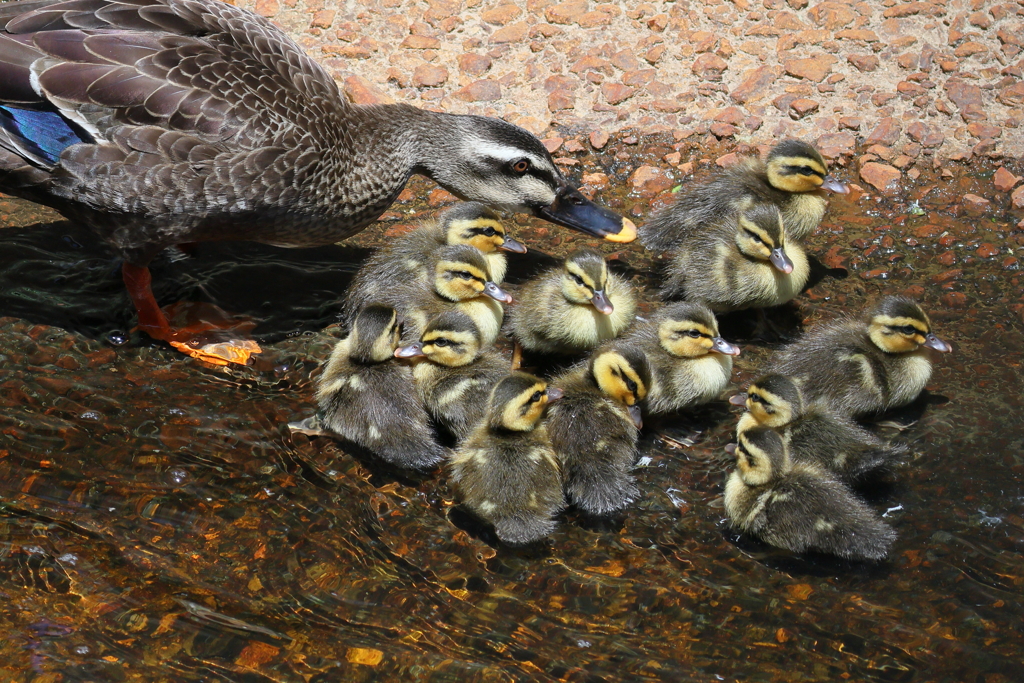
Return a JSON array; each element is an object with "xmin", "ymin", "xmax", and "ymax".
[{"xmin": 1, "ymin": 140, "xmax": 1022, "ymax": 682}]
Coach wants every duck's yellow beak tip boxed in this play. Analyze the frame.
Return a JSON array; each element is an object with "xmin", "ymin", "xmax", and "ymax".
[{"xmin": 604, "ymin": 218, "xmax": 637, "ymax": 243}]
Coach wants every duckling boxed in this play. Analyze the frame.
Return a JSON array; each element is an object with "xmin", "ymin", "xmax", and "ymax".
[
  {"xmin": 733, "ymin": 374, "xmax": 908, "ymax": 484},
  {"xmin": 546, "ymin": 344, "xmax": 652, "ymax": 516},
  {"xmin": 622, "ymin": 302, "xmax": 740, "ymax": 416},
  {"xmin": 772, "ymin": 296, "xmax": 952, "ymax": 417},
  {"xmin": 341, "ymin": 203, "xmax": 525, "ymax": 323},
  {"xmin": 659, "ymin": 201, "xmax": 809, "ymax": 311},
  {"xmin": 508, "ymin": 248, "xmax": 637, "ymax": 356},
  {"xmin": 640, "ymin": 138, "xmax": 848, "ymax": 250},
  {"xmin": 395, "ymin": 310, "xmax": 511, "ymax": 440},
  {"xmin": 314, "ymin": 305, "xmax": 447, "ymax": 469},
  {"xmin": 450, "ymin": 372, "xmax": 565, "ymax": 544},
  {"xmin": 724, "ymin": 427, "xmax": 896, "ymax": 561},
  {"xmin": 351, "ymin": 244, "xmax": 512, "ymax": 345}
]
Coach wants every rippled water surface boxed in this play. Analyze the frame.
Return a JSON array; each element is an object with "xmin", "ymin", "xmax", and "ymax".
[{"xmin": 1, "ymin": 140, "xmax": 1022, "ymax": 682}]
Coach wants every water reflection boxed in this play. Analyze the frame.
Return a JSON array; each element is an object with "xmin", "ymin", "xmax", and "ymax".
[{"xmin": 1, "ymin": 157, "xmax": 1022, "ymax": 681}]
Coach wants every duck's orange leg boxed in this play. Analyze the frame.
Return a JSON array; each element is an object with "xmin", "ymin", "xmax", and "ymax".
[{"xmin": 122, "ymin": 262, "xmax": 261, "ymax": 366}]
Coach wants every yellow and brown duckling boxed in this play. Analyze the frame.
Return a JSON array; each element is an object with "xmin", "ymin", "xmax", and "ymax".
[
  {"xmin": 508, "ymin": 248, "xmax": 637, "ymax": 357},
  {"xmin": 450, "ymin": 372, "xmax": 565, "ymax": 545},
  {"xmin": 546, "ymin": 344, "xmax": 652, "ymax": 516},
  {"xmin": 659, "ymin": 201, "xmax": 810, "ymax": 311},
  {"xmin": 640, "ymin": 138, "xmax": 848, "ymax": 250},
  {"xmin": 622, "ymin": 302, "xmax": 740, "ymax": 416},
  {"xmin": 395, "ymin": 310, "xmax": 511, "ymax": 440},
  {"xmin": 353, "ymin": 243, "xmax": 512, "ymax": 345},
  {"xmin": 342, "ymin": 202, "xmax": 524, "ymax": 322},
  {"xmin": 724, "ymin": 427, "xmax": 896, "ymax": 561},
  {"xmin": 312, "ymin": 305, "xmax": 447, "ymax": 469},
  {"xmin": 772, "ymin": 296, "xmax": 952, "ymax": 417},
  {"xmin": 733, "ymin": 374, "xmax": 909, "ymax": 484}
]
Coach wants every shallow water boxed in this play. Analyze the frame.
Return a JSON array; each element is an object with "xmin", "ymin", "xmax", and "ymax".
[{"xmin": 1, "ymin": 140, "xmax": 1023, "ymax": 682}]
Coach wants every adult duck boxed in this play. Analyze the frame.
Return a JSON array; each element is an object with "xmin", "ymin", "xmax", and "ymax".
[{"xmin": 0, "ymin": 0, "xmax": 635, "ymax": 364}]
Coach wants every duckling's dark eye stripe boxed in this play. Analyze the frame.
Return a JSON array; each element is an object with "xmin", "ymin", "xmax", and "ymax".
[
  {"xmin": 783, "ymin": 164, "xmax": 824, "ymax": 178},
  {"xmin": 744, "ymin": 229, "xmax": 768, "ymax": 245}
]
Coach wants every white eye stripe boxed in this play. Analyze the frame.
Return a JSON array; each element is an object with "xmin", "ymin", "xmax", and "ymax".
[{"xmin": 468, "ymin": 141, "xmax": 549, "ymax": 169}]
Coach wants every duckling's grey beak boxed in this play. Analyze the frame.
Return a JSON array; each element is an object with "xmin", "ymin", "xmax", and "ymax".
[
  {"xmin": 923, "ymin": 333, "xmax": 952, "ymax": 353},
  {"xmin": 499, "ymin": 236, "xmax": 528, "ymax": 254},
  {"xmin": 712, "ymin": 337, "xmax": 742, "ymax": 356},
  {"xmin": 821, "ymin": 175, "xmax": 849, "ymax": 194},
  {"xmin": 394, "ymin": 342, "xmax": 425, "ymax": 358},
  {"xmin": 591, "ymin": 290, "xmax": 614, "ymax": 315},
  {"xmin": 729, "ymin": 393, "xmax": 748, "ymax": 406},
  {"xmin": 628, "ymin": 403, "xmax": 643, "ymax": 429},
  {"xmin": 483, "ymin": 281, "xmax": 513, "ymax": 303},
  {"xmin": 545, "ymin": 387, "xmax": 564, "ymax": 402},
  {"xmin": 535, "ymin": 186, "xmax": 637, "ymax": 243},
  {"xmin": 725, "ymin": 443, "xmax": 738, "ymax": 455},
  {"xmin": 769, "ymin": 247, "xmax": 794, "ymax": 274}
]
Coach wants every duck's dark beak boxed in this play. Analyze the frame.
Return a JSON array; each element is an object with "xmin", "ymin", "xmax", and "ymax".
[
  {"xmin": 729, "ymin": 393, "xmax": 748, "ymax": 406},
  {"xmin": 483, "ymin": 281, "xmax": 513, "ymax": 303},
  {"xmin": 591, "ymin": 289, "xmax": 614, "ymax": 315},
  {"xmin": 769, "ymin": 247, "xmax": 794, "ymax": 274},
  {"xmin": 628, "ymin": 403, "xmax": 643, "ymax": 429},
  {"xmin": 499, "ymin": 235, "xmax": 528, "ymax": 253},
  {"xmin": 394, "ymin": 342, "xmax": 425, "ymax": 358},
  {"xmin": 924, "ymin": 333, "xmax": 952, "ymax": 353},
  {"xmin": 712, "ymin": 337, "xmax": 742, "ymax": 356},
  {"xmin": 535, "ymin": 186, "xmax": 637, "ymax": 243},
  {"xmin": 545, "ymin": 387, "xmax": 564, "ymax": 402},
  {"xmin": 725, "ymin": 443, "xmax": 738, "ymax": 456},
  {"xmin": 821, "ymin": 175, "xmax": 849, "ymax": 194}
]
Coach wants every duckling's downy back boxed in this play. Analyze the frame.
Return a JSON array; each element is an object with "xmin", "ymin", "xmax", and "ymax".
[{"xmin": 450, "ymin": 372, "xmax": 564, "ymax": 544}]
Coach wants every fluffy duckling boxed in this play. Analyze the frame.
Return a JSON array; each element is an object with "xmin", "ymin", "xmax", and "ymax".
[
  {"xmin": 640, "ymin": 138, "xmax": 848, "ymax": 250},
  {"xmin": 733, "ymin": 374, "xmax": 908, "ymax": 484},
  {"xmin": 314, "ymin": 305, "xmax": 446, "ymax": 469},
  {"xmin": 450, "ymin": 372, "xmax": 565, "ymax": 544},
  {"xmin": 724, "ymin": 427, "xmax": 896, "ymax": 561},
  {"xmin": 546, "ymin": 344, "xmax": 652, "ymax": 516},
  {"xmin": 772, "ymin": 296, "xmax": 952, "ymax": 417},
  {"xmin": 395, "ymin": 310, "xmax": 511, "ymax": 440},
  {"xmin": 622, "ymin": 302, "xmax": 740, "ymax": 416},
  {"xmin": 342, "ymin": 203, "xmax": 524, "ymax": 321},
  {"xmin": 355, "ymin": 244, "xmax": 512, "ymax": 344},
  {"xmin": 659, "ymin": 201, "xmax": 809, "ymax": 311},
  {"xmin": 508, "ymin": 248, "xmax": 637, "ymax": 356}
]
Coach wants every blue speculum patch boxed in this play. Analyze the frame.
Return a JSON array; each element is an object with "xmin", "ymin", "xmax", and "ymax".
[{"xmin": 0, "ymin": 105, "xmax": 88, "ymax": 165}]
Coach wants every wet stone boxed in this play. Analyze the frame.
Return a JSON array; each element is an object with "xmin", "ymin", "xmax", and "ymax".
[
  {"xmin": 629, "ymin": 165, "xmax": 675, "ymax": 195},
  {"xmin": 860, "ymin": 162, "xmax": 902, "ymax": 193},
  {"xmin": 1012, "ymin": 185, "xmax": 1024, "ymax": 209},
  {"xmin": 994, "ymin": 168, "xmax": 1020, "ymax": 193},
  {"xmin": 963, "ymin": 194, "xmax": 991, "ymax": 211}
]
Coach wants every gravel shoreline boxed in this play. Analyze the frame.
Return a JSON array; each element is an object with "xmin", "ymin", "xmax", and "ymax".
[{"xmin": 233, "ymin": 0, "xmax": 1023, "ymax": 173}]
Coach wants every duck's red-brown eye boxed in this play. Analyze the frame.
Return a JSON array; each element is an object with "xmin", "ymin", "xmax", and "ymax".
[{"xmin": 511, "ymin": 159, "xmax": 530, "ymax": 174}]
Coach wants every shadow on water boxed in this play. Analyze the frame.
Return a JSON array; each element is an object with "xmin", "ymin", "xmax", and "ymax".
[
  {"xmin": 0, "ymin": 220, "xmax": 370, "ymax": 343},
  {"xmin": 1, "ymin": 151, "xmax": 1024, "ymax": 682}
]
